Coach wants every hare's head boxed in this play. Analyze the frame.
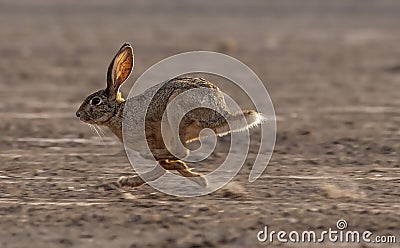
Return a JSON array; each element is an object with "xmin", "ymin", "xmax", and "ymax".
[{"xmin": 76, "ymin": 44, "xmax": 134, "ymax": 125}]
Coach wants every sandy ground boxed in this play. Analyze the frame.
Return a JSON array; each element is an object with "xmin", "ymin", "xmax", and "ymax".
[{"xmin": 0, "ymin": 0, "xmax": 399, "ymax": 247}]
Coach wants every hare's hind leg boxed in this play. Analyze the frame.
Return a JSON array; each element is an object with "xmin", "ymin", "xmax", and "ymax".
[
  {"xmin": 118, "ymin": 160, "xmax": 208, "ymax": 188},
  {"xmin": 159, "ymin": 159, "xmax": 208, "ymax": 187}
]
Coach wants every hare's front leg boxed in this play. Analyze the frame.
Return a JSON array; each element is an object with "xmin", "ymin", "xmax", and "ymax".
[
  {"xmin": 118, "ymin": 175, "xmax": 145, "ymax": 187},
  {"xmin": 117, "ymin": 164, "xmax": 166, "ymax": 188},
  {"xmin": 159, "ymin": 159, "xmax": 208, "ymax": 187}
]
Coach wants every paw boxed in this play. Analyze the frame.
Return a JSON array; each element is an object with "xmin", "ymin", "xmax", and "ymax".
[
  {"xmin": 117, "ymin": 176, "xmax": 145, "ymax": 188},
  {"xmin": 117, "ymin": 176, "xmax": 128, "ymax": 187},
  {"xmin": 188, "ymin": 175, "xmax": 208, "ymax": 188}
]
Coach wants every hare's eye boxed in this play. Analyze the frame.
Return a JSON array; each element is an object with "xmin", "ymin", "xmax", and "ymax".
[{"xmin": 91, "ymin": 97, "xmax": 102, "ymax": 105}]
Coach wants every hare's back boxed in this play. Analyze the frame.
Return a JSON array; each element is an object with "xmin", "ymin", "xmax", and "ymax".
[{"xmin": 145, "ymin": 77, "xmax": 229, "ymax": 121}]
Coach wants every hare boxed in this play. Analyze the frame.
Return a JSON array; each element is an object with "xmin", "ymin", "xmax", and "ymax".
[{"xmin": 76, "ymin": 43, "xmax": 264, "ymax": 188}]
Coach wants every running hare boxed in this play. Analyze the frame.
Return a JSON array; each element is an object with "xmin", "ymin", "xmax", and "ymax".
[{"xmin": 76, "ymin": 43, "xmax": 263, "ymax": 188}]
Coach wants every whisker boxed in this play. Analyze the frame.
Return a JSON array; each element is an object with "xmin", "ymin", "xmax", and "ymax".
[
  {"xmin": 93, "ymin": 125, "xmax": 108, "ymax": 147},
  {"xmin": 87, "ymin": 124, "xmax": 95, "ymax": 133},
  {"xmin": 97, "ymin": 126, "xmax": 109, "ymax": 145},
  {"xmin": 96, "ymin": 125, "xmax": 106, "ymax": 137},
  {"xmin": 88, "ymin": 124, "xmax": 105, "ymax": 146}
]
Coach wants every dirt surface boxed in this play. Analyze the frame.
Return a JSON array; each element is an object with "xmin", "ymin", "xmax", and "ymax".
[{"xmin": 0, "ymin": 0, "xmax": 399, "ymax": 247}]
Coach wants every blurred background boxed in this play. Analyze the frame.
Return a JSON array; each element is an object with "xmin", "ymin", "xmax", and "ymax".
[{"xmin": 0, "ymin": 0, "xmax": 399, "ymax": 247}]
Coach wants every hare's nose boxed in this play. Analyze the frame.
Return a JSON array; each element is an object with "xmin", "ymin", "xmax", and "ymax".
[{"xmin": 76, "ymin": 112, "xmax": 81, "ymax": 118}]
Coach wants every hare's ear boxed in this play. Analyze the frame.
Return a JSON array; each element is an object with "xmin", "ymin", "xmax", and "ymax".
[{"xmin": 106, "ymin": 43, "xmax": 134, "ymax": 99}]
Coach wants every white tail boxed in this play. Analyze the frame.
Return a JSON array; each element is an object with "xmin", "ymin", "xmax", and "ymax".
[{"xmin": 214, "ymin": 110, "xmax": 264, "ymax": 136}]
